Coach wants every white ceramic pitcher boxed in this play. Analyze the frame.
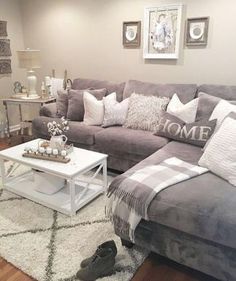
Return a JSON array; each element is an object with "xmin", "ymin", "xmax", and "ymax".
[{"xmin": 50, "ymin": 135, "xmax": 67, "ymax": 150}]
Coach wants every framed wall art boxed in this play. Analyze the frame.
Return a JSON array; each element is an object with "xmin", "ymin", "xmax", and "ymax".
[
  {"xmin": 143, "ymin": 4, "xmax": 183, "ymax": 59},
  {"xmin": 123, "ymin": 21, "xmax": 141, "ymax": 48},
  {"xmin": 0, "ymin": 21, "xmax": 7, "ymax": 37},
  {"xmin": 186, "ymin": 17, "xmax": 209, "ymax": 46},
  {"xmin": 0, "ymin": 59, "xmax": 12, "ymax": 74},
  {"xmin": 0, "ymin": 39, "xmax": 11, "ymax": 56}
]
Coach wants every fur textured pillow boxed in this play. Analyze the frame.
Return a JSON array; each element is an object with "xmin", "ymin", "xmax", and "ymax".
[
  {"xmin": 123, "ymin": 93, "xmax": 169, "ymax": 132},
  {"xmin": 155, "ymin": 111, "xmax": 216, "ymax": 147},
  {"xmin": 102, "ymin": 98, "xmax": 129, "ymax": 128}
]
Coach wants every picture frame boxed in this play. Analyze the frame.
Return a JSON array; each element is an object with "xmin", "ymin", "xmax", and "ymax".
[
  {"xmin": 185, "ymin": 17, "xmax": 209, "ymax": 46},
  {"xmin": 0, "ymin": 59, "xmax": 12, "ymax": 74},
  {"xmin": 0, "ymin": 39, "xmax": 11, "ymax": 56},
  {"xmin": 0, "ymin": 21, "xmax": 7, "ymax": 37},
  {"xmin": 143, "ymin": 4, "xmax": 183, "ymax": 59},
  {"xmin": 123, "ymin": 21, "xmax": 141, "ymax": 48}
]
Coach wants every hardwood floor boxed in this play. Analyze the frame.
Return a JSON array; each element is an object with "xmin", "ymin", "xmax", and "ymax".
[
  {"xmin": 0, "ymin": 253, "xmax": 218, "ymax": 281},
  {"xmin": 132, "ymin": 253, "xmax": 218, "ymax": 281},
  {"xmin": 0, "ymin": 136, "xmax": 218, "ymax": 281},
  {"xmin": 0, "ymin": 258, "xmax": 34, "ymax": 281}
]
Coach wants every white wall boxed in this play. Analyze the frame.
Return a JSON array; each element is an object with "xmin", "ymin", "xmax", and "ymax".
[
  {"xmin": 0, "ymin": 0, "xmax": 26, "ymax": 127},
  {"xmin": 20, "ymin": 0, "xmax": 236, "ymax": 86},
  {"xmin": 1, "ymin": 0, "xmax": 236, "ymax": 129}
]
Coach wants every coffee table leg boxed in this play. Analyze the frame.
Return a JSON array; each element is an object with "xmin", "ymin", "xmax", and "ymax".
[
  {"xmin": 0, "ymin": 158, "xmax": 6, "ymax": 186},
  {"xmin": 70, "ymin": 179, "xmax": 76, "ymax": 216},
  {"xmin": 103, "ymin": 159, "xmax": 107, "ymax": 191}
]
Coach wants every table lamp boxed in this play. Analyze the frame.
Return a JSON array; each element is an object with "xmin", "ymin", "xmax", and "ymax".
[{"xmin": 17, "ymin": 48, "xmax": 41, "ymax": 99}]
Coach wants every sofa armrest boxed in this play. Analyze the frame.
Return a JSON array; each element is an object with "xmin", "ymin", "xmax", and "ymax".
[{"xmin": 39, "ymin": 103, "xmax": 57, "ymax": 117}]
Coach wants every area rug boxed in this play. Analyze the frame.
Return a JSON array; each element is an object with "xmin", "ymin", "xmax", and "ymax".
[{"xmin": 0, "ymin": 162, "xmax": 148, "ymax": 281}]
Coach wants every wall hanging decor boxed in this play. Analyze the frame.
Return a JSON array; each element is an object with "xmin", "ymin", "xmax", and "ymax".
[
  {"xmin": 0, "ymin": 39, "xmax": 11, "ymax": 56},
  {"xmin": 143, "ymin": 4, "xmax": 183, "ymax": 59},
  {"xmin": 0, "ymin": 21, "xmax": 7, "ymax": 37},
  {"xmin": 185, "ymin": 17, "xmax": 209, "ymax": 46},
  {"xmin": 123, "ymin": 21, "xmax": 141, "ymax": 48},
  {"xmin": 0, "ymin": 59, "xmax": 12, "ymax": 74}
]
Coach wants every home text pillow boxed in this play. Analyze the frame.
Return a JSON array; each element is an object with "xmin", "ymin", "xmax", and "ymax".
[
  {"xmin": 67, "ymin": 88, "xmax": 107, "ymax": 121},
  {"xmin": 83, "ymin": 92, "xmax": 116, "ymax": 126},
  {"xmin": 209, "ymin": 99, "xmax": 236, "ymax": 130},
  {"xmin": 199, "ymin": 114, "xmax": 236, "ymax": 186},
  {"xmin": 56, "ymin": 90, "xmax": 68, "ymax": 117},
  {"xmin": 155, "ymin": 112, "xmax": 216, "ymax": 147},
  {"xmin": 102, "ymin": 98, "xmax": 129, "ymax": 128},
  {"xmin": 123, "ymin": 93, "xmax": 169, "ymax": 132},
  {"xmin": 167, "ymin": 93, "xmax": 199, "ymax": 123}
]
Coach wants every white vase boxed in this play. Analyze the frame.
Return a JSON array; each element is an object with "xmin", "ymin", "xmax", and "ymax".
[{"xmin": 50, "ymin": 135, "xmax": 67, "ymax": 150}]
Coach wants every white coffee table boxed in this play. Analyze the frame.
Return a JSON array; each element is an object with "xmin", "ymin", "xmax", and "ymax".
[{"xmin": 0, "ymin": 139, "xmax": 108, "ymax": 216}]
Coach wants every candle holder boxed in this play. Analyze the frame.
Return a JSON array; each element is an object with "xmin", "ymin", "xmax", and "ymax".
[{"xmin": 22, "ymin": 141, "xmax": 73, "ymax": 163}]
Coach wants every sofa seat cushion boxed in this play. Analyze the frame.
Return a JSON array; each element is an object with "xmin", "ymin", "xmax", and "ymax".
[
  {"xmin": 125, "ymin": 141, "xmax": 236, "ymax": 249},
  {"xmin": 94, "ymin": 126, "xmax": 169, "ymax": 161},
  {"xmin": 32, "ymin": 117, "xmax": 104, "ymax": 146}
]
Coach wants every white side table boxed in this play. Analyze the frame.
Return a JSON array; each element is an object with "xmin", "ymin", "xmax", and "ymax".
[{"xmin": 1, "ymin": 97, "xmax": 56, "ymax": 138}]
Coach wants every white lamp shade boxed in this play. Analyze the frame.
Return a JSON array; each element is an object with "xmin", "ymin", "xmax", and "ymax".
[{"xmin": 17, "ymin": 49, "xmax": 41, "ymax": 70}]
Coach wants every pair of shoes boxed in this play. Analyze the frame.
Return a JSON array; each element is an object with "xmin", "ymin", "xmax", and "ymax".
[{"xmin": 76, "ymin": 240, "xmax": 117, "ymax": 281}]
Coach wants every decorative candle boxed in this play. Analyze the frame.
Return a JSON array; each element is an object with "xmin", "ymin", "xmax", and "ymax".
[
  {"xmin": 46, "ymin": 147, "xmax": 52, "ymax": 155},
  {"xmin": 24, "ymin": 147, "xmax": 30, "ymax": 153},
  {"xmin": 45, "ymin": 76, "xmax": 51, "ymax": 86},
  {"xmin": 53, "ymin": 149, "xmax": 58, "ymax": 156},
  {"xmin": 39, "ymin": 147, "xmax": 45, "ymax": 154},
  {"xmin": 61, "ymin": 150, "xmax": 67, "ymax": 157}
]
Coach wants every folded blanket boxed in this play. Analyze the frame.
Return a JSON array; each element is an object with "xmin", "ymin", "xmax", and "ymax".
[{"xmin": 106, "ymin": 157, "xmax": 208, "ymax": 242}]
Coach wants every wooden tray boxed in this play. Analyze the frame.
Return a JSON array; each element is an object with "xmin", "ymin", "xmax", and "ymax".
[{"xmin": 22, "ymin": 152, "xmax": 70, "ymax": 163}]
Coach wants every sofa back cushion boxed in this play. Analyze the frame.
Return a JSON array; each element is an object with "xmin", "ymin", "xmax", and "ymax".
[
  {"xmin": 72, "ymin": 77, "xmax": 125, "ymax": 102},
  {"xmin": 123, "ymin": 80, "xmax": 197, "ymax": 103},
  {"xmin": 196, "ymin": 86, "xmax": 236, "ymax": 121},
  {"xmin": 197, "ymin": 84, "xmax": 236, "ymax": 100}
]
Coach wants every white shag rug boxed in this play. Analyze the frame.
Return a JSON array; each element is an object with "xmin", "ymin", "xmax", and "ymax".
[{"xmin": 0, "ymin": 162, "xmax": 148, "ymax": 281}]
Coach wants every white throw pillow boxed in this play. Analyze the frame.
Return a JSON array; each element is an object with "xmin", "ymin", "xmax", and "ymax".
[
  {"xmin": 199, "ymin": 115, "xmax": 236, "ymax": 186},
  {"xmin": 83, "ymin": 92, "xmax": 116, "ymax": 126},
  {"xmin": 209, "ymin": 99, "xmax": 236, "ymax": 130},
  {"xmin": 167, "ymin": 93, "xmax": 199, "ymax": 123},
  {"xmin": 102, "ymin": 98, "xmax": 129, "ymax": 127}
]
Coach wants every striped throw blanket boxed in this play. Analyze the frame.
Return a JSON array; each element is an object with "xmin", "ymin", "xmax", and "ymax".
[{"xmin": 106, "ymin": 157, "xmax": 208, "ymax": 242}]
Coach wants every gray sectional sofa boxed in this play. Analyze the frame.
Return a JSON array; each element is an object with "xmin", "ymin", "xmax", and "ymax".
[{"xmin": 32, "ymin": 78, "xmax": 236, "ymax": 281}]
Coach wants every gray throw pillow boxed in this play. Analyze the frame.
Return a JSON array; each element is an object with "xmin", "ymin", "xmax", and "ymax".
[
  {"xmin": 196, "ymin": 92, "xmax": 236, "ymax": 121},
  {"xmin": 123, "ymin": 93, "xmax": 169, "ymax": 132},
  {"xmin": 154, "ymin": 111, "xmax": 217, "ymax": 147},
  {"xmin": 67, "ymin": 88, "xmax": 107, "ymax": 121},
  {"xmin": 56, "ymin": 90, "xmax": 68, "ymax": 117}
]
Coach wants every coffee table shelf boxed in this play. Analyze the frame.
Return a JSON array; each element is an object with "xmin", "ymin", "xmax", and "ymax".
[
  {"xmin": 0, "ymin": 139, "xmax": 108, "ymax": 216},
  {"xmin": 5, "ymin": 171, "xmax": 104, "ymax": 215}
]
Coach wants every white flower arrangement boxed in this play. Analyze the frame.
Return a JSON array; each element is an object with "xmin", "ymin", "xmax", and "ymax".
[{"xmin": 47, "ymin": 117, "xmax": 69, "ymax": 136}]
